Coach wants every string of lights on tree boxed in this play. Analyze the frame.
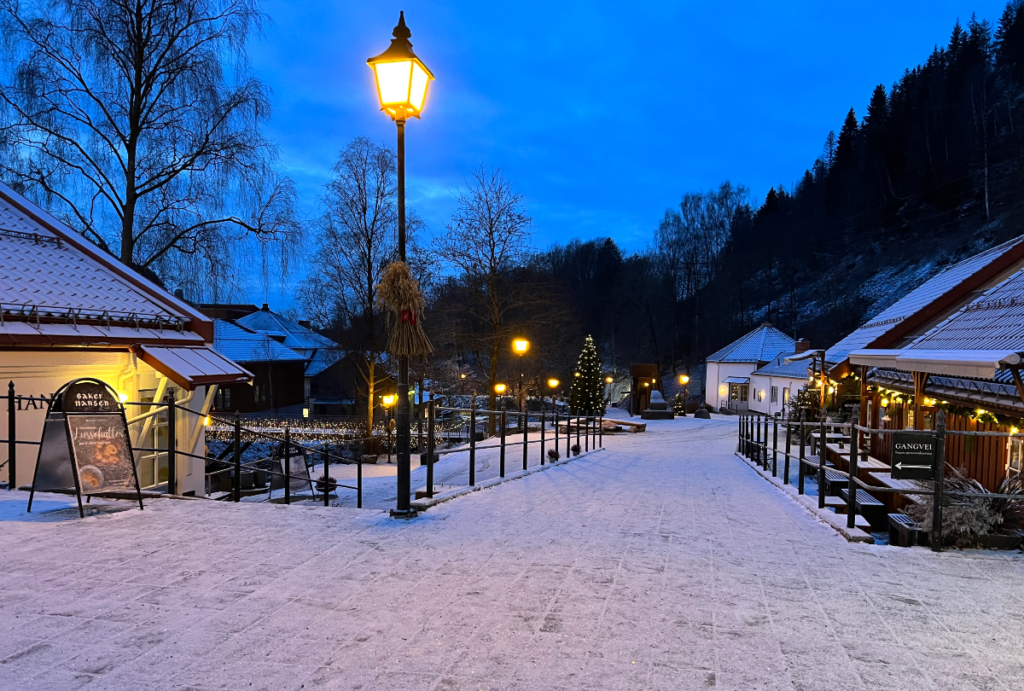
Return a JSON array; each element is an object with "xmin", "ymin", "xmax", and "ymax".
[{"xmin": 569, "ymin": 335, "xmax": 604, "ymax": 414}]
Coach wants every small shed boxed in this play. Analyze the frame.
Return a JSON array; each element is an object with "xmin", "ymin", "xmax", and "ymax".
[
  {"xmin": 629, "ymin": 364, "xmax": 660, "ymax": 416},
  {"xmin": 705, "ymin": 322, "xmax": 796, "ymax": 412}
]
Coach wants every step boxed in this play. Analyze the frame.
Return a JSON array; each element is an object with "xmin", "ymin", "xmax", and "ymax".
[{"xmin": 822, "ymin": 496, "xmax": 846, "ymax": 509}]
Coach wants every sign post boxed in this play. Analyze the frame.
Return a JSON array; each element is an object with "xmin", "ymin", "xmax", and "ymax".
[
  {"xmin": 27, "ymin": 378, "xmax": 144, "ymax": 517},
  {"xmin": 891, "ymin": 431, "xmax": 937, "ymax": 480}
]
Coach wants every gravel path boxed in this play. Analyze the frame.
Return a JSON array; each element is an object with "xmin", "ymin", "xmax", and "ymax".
[{"xmin": 2, "ymin": 415, "xmax": 1024, "ymax": 690}]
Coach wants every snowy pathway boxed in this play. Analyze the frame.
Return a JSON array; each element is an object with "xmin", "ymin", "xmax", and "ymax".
[{"xmin": 2, "ymin": 415, "xmax": 1024, "ymax": 690}]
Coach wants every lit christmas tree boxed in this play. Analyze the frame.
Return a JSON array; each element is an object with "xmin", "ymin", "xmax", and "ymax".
[{"xmin": 570, "ymin": 335, "xmax": 604, "ymax": 414}]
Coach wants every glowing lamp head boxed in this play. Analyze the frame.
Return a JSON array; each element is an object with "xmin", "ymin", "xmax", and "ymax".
[
  {"xmin": 547, "ymin": 378, "xmax": 559, "ymax": 389},
  {"xmin": 574, "ymin": 371, "xmax": 581, "ymax": 378},
  {"xmin": 382, "ymin": 394, "xmax": 396, "ymax": 407},
  {"xmin": 881, "ymin": 398, "xmax": 890, "ymax": 408},
  {"xmin": 679, "ymin": 375, "xmax": 690, "ymax": 385},
  {"xmin": 605, "ymin": 376, "xmax": 614, "ymax": 383},
  {"xmin": 512, "ymin": 338, "xmax": 530, "ymax": 355},
  {"xmin": 203, "ymin": 415, "xmax": 212, "ymax": 427},
  {"xmin": 117, "ymin": 392, "xmax": 129, "ymax": 403},
  {"xmin": 495, "ymin": 383, "xmax": 507, "ymax": 394},
  {"xmin": 367, "ymin": 12, "xmax": 433, "ymax": 121},
  {"xmin": 643, "ymin": 382, "xmax": 649, "ymax": 388}
]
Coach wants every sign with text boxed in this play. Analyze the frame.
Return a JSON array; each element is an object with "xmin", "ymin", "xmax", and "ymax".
[
  {"xmin": 891, "ymin": 431, "xmax": 937, "ymax": 480},
  {"xmin": 28, "ymin": 378, "xmax": 143, "ymax": 518},
  {"xmin": 67, "ymin": 415, "xmax": 135, "ymax": 494}
]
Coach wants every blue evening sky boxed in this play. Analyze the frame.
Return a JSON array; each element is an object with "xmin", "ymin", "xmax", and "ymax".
[{"xmin": 249, "ymin": 0, "xmax": 1007, "ymax": 307}]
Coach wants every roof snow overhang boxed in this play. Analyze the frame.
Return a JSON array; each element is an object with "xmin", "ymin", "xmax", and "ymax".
[
  {"xmin": 137, "ymin": 345, "xmax": 252, "ymax": 390},
  {"xmin": 849, "ymin": 349, "xmax": 1024, "ymax": 379}
]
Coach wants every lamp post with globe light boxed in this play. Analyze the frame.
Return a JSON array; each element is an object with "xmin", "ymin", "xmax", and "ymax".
[
  {"xmin": 367, "ymin": 12, "xmax": 434, "ymax": 517},
  {"xmin": 513, "ymin": 338, "xmax": 530, "ymax": 424}
]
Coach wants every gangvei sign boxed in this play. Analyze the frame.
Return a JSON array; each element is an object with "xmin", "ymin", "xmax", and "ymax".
[{"xmin": 891, "ymin": 431, "xmax": 937, "ymax": 480}]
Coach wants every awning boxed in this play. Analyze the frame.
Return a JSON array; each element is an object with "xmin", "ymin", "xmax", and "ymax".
[
  {"xmin": 848, "ymin": 349, "xmax": 1024, "ymax": 379},
  {"xmin": 723, "ymin": 376, "xmax": 750, "ymax": 384},
  {"xmin": 137, "ymin": 345, "xmax": 253, "ymax": 390}
]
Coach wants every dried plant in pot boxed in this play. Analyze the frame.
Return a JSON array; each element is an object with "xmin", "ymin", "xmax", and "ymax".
[
  {"xmin": 316, "ymin": 474, "xmax": 338, "ymax": 493},
  {"xmin": 547, "ymin": 448, "xmax": 560, "ymax": 462},
  {"xmin": 905, "ymin": 465, "xmax": 1024, "ymax": 549},
  {"xmin": 571, "ymin": 443, "xmax": 581, "ymax": 457}
]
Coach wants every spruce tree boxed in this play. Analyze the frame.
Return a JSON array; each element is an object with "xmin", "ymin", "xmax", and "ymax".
[{"xmin": 569, "ymin": 335, "xmax": 603, "ymax": 414}]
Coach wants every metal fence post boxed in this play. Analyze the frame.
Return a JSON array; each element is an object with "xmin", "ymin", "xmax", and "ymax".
[
  {"xmin": 585, "ymin": 415, "xmax": 590, "ymax": 453},
  {"xmin": 522, "ymin": 411, "xmax": 529, "ymax": 471},
  {"xmin": 323, "ymin": 448, "xmax": 330, "ymax": 507},
  {"xmin": 426, "ymin": 400, "xmax": 435, "ymax": 497},
  {"xmin": 500, "ymin": 409, "xmax": 507, "ymax": 477},
  {"xmin": 798, "ymin": 411, "xmax": 806, "ymax": 495},
  {"xmin": 772, "ymin": 416, "xmax": 778, "ymax": 477},
  {"xmin": 847, "ymin": 407, "xmax": 860, "ymax": 531},
  {"xmin": 284, "ymin": 427, "xmax": 291, "ymax": 505},
  {"xmin": 469, "ymin": 399, "xmax": 476, "ymax": 486},
  {"xmin": 357, "ymin": 460, "xmax": 363, "ymax": 509},
  {"xmin": 540, "ymin": 409, "xmax": 546, "ymax": 465},
  {"xmin": 7, "ymin": 381, "xmax": 16, "ymax": 490},
  {"xmin": 553, "ymin": 408, "xmax": 559, "ymax": 459},
  {"xmin": 784, "ymin": 416, "xmax": 792, "ymax": 485},
  {"xmin": 763, "ymin": 416, "xmax": 769, "ymax": 470},
  {"xmin": 754, "ymin": 414, "xmax": 761, "ymax": 466},
  {"xmin": 817, "ymin": 412, "xmax": 826, "ymax": 510},
  {"xmin": 233, "ymin": 412, "xmax": 241, "ymax": 503},
  {"xmin": 166, "ymin": 394, "xmax": 176, "ymax": 495},
  {"xmin": 932, "ymin": 411, "xmax": 946, "ymax": 552}
]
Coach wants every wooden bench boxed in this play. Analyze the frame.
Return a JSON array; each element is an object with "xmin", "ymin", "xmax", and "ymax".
[
  {"xmin": 888, "ymin": 513, "xmax": 922, "ymax": 547},
  {"xmin": 841, "ymin": 488, "xmax": 887, "ymax": 529},
  {"xmin": 823, "ymin": 469, "xmax": 849, "ymax": 496}
]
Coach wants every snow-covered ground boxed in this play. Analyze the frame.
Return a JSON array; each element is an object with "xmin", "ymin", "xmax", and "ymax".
[{"xmin": 2, "ymin": 413, "xmax": 1024, "ymax": 690}]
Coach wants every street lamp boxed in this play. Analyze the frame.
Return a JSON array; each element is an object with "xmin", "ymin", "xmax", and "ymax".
[
  {"xmin": 368, "ymin": 12, "xmax": 434, "ymax": 518},
  {"xmin": 679, "ymin": 374, "xmax": 690, "ymax": 417},
  {"xmin": 604, "ymin": 375, "xmax": 614, "ymax": 405},
  {"xmin": 512, "ymin": 338, "xmax": 530, "ymax": 422},
  {"xmin": 547, "ymin": 378, "xmax": 559, "ymax": 411},
  {"xmin": 382, "ymin": 394, "xmax": 397, "ymax": 463}
]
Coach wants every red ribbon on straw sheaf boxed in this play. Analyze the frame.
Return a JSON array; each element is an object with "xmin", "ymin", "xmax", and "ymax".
[{"xmin": 401, "ymin": 309, "xmax": 417, "ymax": 325}]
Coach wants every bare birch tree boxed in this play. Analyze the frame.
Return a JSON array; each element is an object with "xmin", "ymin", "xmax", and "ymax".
[
  {"xmin": 301, "ymin": 137, "xmax": 401, "ymax": 437},
  {"xmin": 433, "ymin": 166, "xmax": 533, "ymax": 418},
  {"xmin": 0, "ymin": 0, "xmax": 298, "ymax": 295}
]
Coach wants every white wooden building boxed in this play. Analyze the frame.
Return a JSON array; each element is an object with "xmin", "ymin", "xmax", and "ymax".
[
  {"xmin": 0, "ymin": 182, "xmax": 251, "ymax": 495},
  {"xmin": 705, "ymin": 323, "xmax": 796, "ymax": 412}
]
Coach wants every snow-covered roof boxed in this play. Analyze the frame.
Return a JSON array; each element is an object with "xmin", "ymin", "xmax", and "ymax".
[
  {"xmin": 907, "ymin": 264, "xmax": 1024, "ymax": 353},
  {"xmin": 706, "ymin": 324, "xmax": 795, "ymax": 364},
  {"xmin": 826, "ymin": 236, "xmax": 1024, "ymax": 365},
  {"xmin": 305, "ymin": 348, "xmax": 345, "ymax": 377},
  {"xmin": 0, "ymin": 180, "xmax": 213, "ymax": 347},
  {"xmin": 213, "ymin": 319, "xmax": 306, "ymax": 364},
  {"xmin": 752, "ymin": 352, "xmax": 812, "ymax": 379},
  {"xmin": 236, "ymin": 309, "xmax": 338, "ymax": 351}
]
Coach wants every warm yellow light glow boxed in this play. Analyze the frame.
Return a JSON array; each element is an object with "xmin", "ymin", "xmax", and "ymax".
[
  {"xmin": 643, "ymin": 382, "xmax": 649, "ymax": 387},
  {"xmin": 367, "ymin": 13, "xmax": 435, "ymax": 120},
  {"xmin": 605, "ymin": 376, "xmax": 614, "ymax": 383},
  {"xmin": 495, "ymin": 383, "xmax": 507, "ymax": 394},
  {"xmin": 977, "ymin": 408, "xmax": 987, "ymax": 416},
  {"xmin": 679, "ymin": 375, "xmax": 690, "ymax": 385},
  {"xmin": 548, "ymin": 378, "xmax": 560, "ymax": 389},
  {"xmin": 460, "ymin": 373, "xmax": 467, "ymax": 379},
  {"xmin": 941, "ymin": 400, "xmax": 948, "ymax": 405},
  {"xmin": 881, "ymin": 398, "xmax": 890, "ymax": 407},
  {"xmin": 117, "ymin": 392, "xmax": 129, "ymax": 403},
  {"xmin": 302, "ymin": 408, "xmax": 309, "ymax": 419},
  {"xmin": 720, "ymin": 386, "xmax": 727, "ymax": 395},
  {"xmin": 574, "ymin": 372, "xmax": 581, "ymax": 378},
  {"xmin": 383, "ymin": 394, "xmax": 396, "ymax": 407},
  {"xmin": 203, "ymin": 415, "xmax": 211, "ymax": 427},
  {"xmin": 513, "ymin": 338, "xmax": 530, "ymax": 355},
  {"xmin": 1012, "ymin": 427, "xmax": 1019, "ymax": 435}
]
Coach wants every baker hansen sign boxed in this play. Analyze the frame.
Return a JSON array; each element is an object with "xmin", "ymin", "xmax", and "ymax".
[{"xmin": 891, "ymin": 431, "xmax": 937, "ymax": 480}]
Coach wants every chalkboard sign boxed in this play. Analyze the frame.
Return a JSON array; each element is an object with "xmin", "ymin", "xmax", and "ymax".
[
  {"xmin": 891, "ymin": 431, "xmax": 937, "ymax": 480},
  {"xmin": 28, "ymin": 378, "xmax": 143, "ymax": 518}
]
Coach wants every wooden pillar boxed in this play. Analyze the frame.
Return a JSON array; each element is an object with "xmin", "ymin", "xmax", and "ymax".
[
  {"xmin": 912, "ymin": 371, "xmax": 929, "ymax": 431},
  {"xmin": 858, "ymin": 365, "xmax": 868, "ymax": 448}
]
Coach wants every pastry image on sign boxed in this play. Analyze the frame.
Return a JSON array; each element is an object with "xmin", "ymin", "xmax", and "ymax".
[{"xmin": 78, "ymin": 465, "xmax": 104, "ymax": 491}]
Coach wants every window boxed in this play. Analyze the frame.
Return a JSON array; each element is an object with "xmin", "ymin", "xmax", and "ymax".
[
  {"xmin": 1009, "ymin": 438, "xmax": 1022, "ymax": 477},
  {"xmin": 771, "ymin": 386, "xmax": 778, "ymax": 403},
  {"xmin": 782, "ymin": 388, "xmax": 790, "ymax": 406},
  {"xmin": 739, "ymin": 385, "xmax": 748, "ymax": 402}
]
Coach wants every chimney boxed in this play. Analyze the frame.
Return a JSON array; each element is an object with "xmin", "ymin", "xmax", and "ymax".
[
  {"xmin": 173, "ymin": 288, "xmax": 184, "ymax": 299},
  {"xmin": 261, "ymin": 303, "xmax": 270, "ymax": 311},
  {"xmin": 298, "ymin": 320, "xmax": 311, "ymax": 329},
  {"xmin": 761, "ymin": 321, "xmax": 772, "ymax": 327},
  {"xmin": 794, "ymin": 339, "xmax": 810, "ymax": 354}
]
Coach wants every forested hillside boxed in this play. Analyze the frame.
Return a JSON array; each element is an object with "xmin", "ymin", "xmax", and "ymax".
[{"xmin": 430, "ymin": 2, "xmax": 1024, "ymax": 391}]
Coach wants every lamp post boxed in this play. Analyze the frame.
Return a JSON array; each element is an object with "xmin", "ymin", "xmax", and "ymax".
[
  {"xmin": 513, "ymin": 338, "xmax": 530, "ymax": 423},
  {"xmin": 605, "ymin": 375, "xmax": 614, "ymax": 405},
  {"xmin": 368, "ymin": 12, "xmax": 434, "ymax": 518},
  {"xmin": 547, "ymin": 378, "xmax": 560, "ymax": 412},
  {"xmin": 382, "ymin": 394, "xmax": 397, "ymax": 463},
  {"xmin": 679, "ymin": 374, "xmax": 690, "ymax": 417}
]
